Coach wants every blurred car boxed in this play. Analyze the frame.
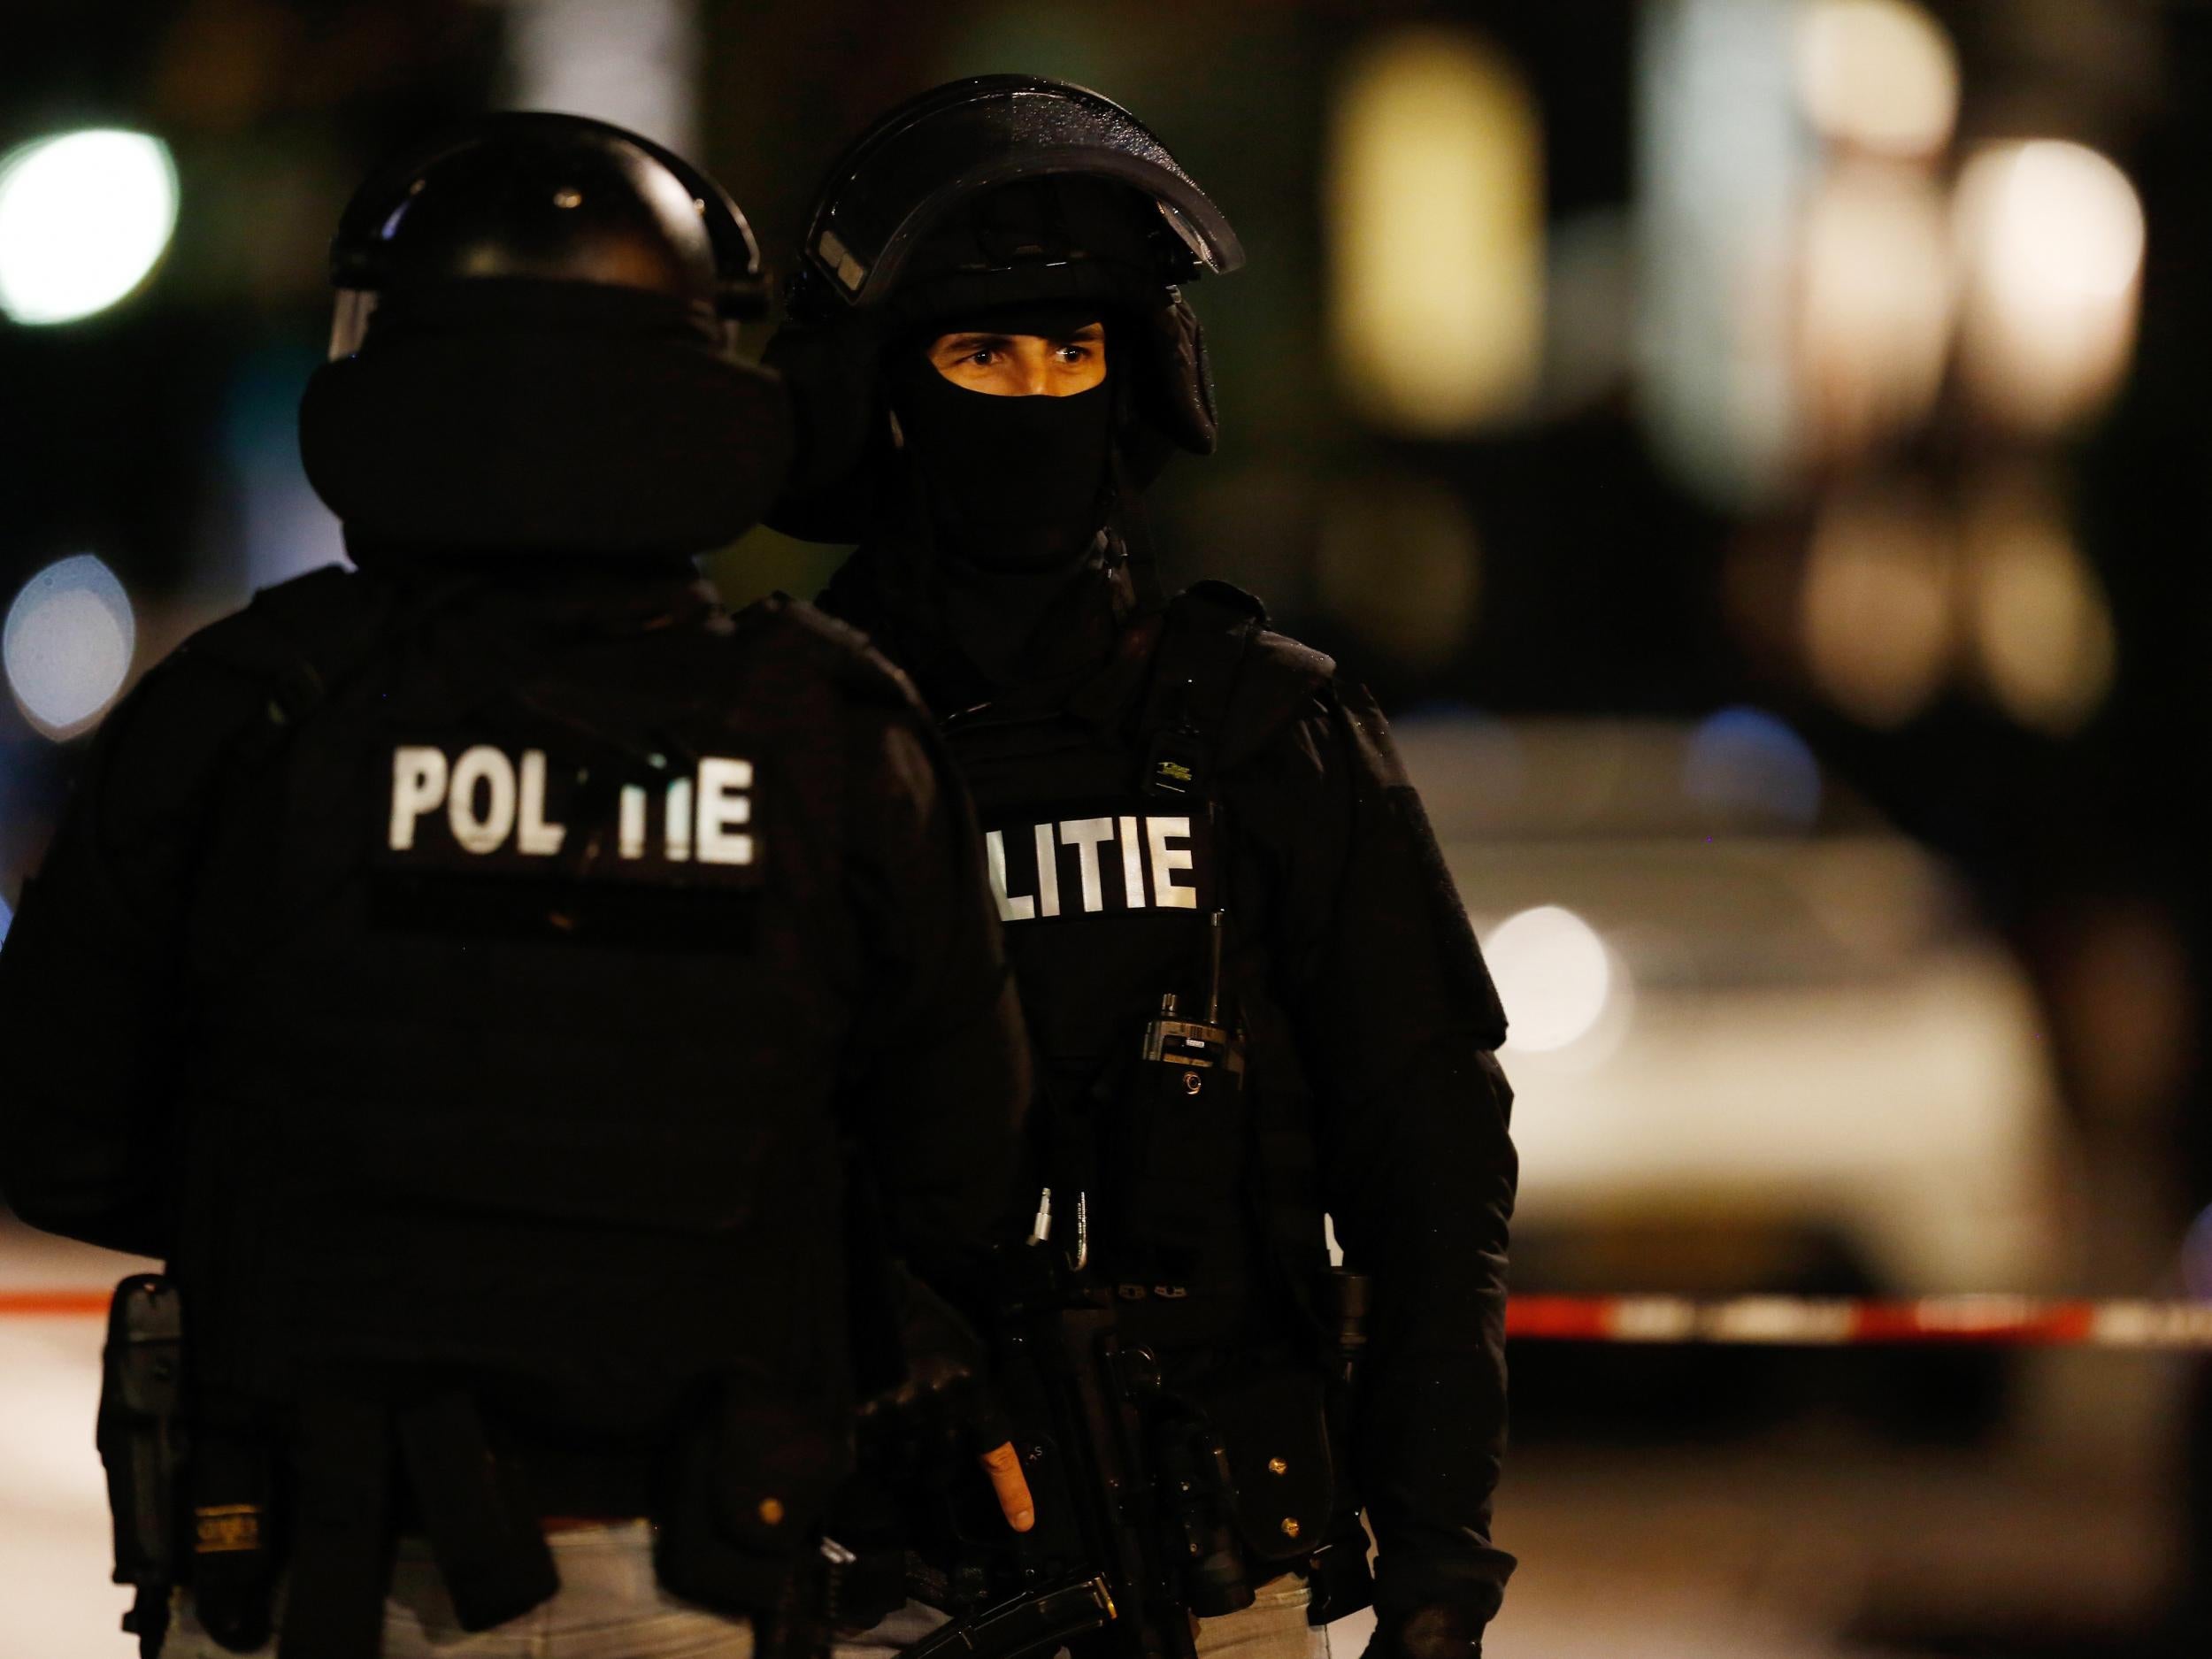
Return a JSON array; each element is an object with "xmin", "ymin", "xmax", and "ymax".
[{"xmin": 1394, "ymin": 709, "xmax": 2072, "ymax": 1309}]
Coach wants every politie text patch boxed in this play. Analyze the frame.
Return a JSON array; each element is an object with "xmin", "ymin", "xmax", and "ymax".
[
  {"xmin": 377, "ymin": 742, "xmax": 760, "ymax": 889},
  {"xmin": 980, "ymin": 802, "xmax": 1215, "ymax": 925}
]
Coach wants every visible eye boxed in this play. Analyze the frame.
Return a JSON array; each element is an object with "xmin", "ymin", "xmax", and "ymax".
[
  {"xmin": 964, "ymin": 347, "xmax": 1000, "ymax": 367},
  {"xmin": 1055, "ymin": 342, "xmax": 1092, "ymax": 365}
]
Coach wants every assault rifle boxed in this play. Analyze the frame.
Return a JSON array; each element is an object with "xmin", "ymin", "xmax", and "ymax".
[
  {"xmin": 904, "ymin": 1235, "xmax": 1194, "ymax": 1659},
  {"xmin": 902, "ymin": 1239, "xmax": 1373, "ymax": 1659},
  {"xmin": 901, "ymin": 911, "xmax": 1370, "ymax": 1659}
]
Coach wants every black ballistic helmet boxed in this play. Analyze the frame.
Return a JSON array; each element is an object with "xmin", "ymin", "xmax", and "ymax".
[
  {"xmin": 767, "ymin": 76, "xmax": 1241, "ymax": 543},
  {"xmin": 787, "ymin": 74, "xmax": 1241, "ymax": 323},
  {"xmin": 302, "ymin": 111, "xmax": 792, "ymax": 557}
]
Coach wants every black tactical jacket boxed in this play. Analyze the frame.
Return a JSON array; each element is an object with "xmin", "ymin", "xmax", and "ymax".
[
  {"xmin": 820, "ymin": 541, "xmax": 1518, "ymax": 1630},
  {"xmin": 0, "ymin": 556, "xmax": 1026, "ymax": 1494}
]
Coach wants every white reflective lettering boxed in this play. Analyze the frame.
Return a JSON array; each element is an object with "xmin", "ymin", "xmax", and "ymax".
[
  {"xmin": 1060, "ymin": 817, "xmax": 1115, "ymax": 914},
  {"xmin": 1147, "ymin": 816, "xmax": 1197, "ymax": 909},
  {"xmin": 447, "ymin": 745, "xmax": 517, "ymax": 855},
  {"xmin": 986, "ymin": 829, "xmax": 1034, "ymax": 923},
  {"xmin": 618, "ymin": 786, "xmax": 648, "ymax": 859},
  {"xmin": 1118, "ymin": 814, "xmax": 1146, "ymax": 909},
  {"xmin": 1032, "ymin": 821, "xmax": 1061, "ymax": 918},
  {"xmin": 388, "ymin": 746, "xmax": 447, "ymax": 850},
  {"xmin": 516, "ymin": 749, "xmax": 566, "ymax": 856},
  {"xmin": 696, "ymin": 757, "xmax": 754, "ymax": 865},
  {"xmin": 665, "ymin": 779, "xmax": 694, "ymax": 862}
]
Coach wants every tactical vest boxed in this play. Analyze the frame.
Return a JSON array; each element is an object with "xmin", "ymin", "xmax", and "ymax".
[
  {"xmin": 160, "ymin": 566, "xmax": 893, "ymax": 1656},
  {"xmin": 941, "ymin": 581, "xmax": 1336, "ymax": 1351}
]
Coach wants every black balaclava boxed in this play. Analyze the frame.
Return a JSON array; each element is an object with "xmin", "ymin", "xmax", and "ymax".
[
  {"xmin": 887, "ymin": 300, "xmax": 1119, "ymax": 573},
  {"xmin": 864, "ymin": 297, "xmax": 1141, "ymax": 701}
]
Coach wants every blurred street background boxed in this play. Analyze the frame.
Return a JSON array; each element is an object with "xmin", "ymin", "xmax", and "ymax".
[{"xmin": 4, "ymin": 1, "xmax": 2211, "ymax": 1653}]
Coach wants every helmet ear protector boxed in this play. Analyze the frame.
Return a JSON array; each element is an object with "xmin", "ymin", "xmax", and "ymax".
[{"xmin": 325, "ymin": 111, "xmax": 769, "ymax": 359}]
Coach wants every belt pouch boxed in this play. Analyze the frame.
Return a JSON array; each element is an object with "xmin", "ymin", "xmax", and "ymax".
[
  {"xmin": 655, "ymin": 1381, "xmax": 841, "ymax": 1618},
  {"xmin": 397, "ymin": 1392, "xmax": 558, "ymax": 1631},
  {"xmin": 188, "ymin": 1424, "xmax": 276, "ymax": 1655},
  {"xmin": 276, "ymin": 1394, "xmax": 393, "ymax": 1659}
]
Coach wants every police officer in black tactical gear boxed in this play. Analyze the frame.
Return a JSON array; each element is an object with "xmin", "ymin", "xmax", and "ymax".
[
  {"xmin": 0, "ymin": 112, "xmax": 1033, "ymax": 1659},
  {"xmin": 765, "ymin": 78, "xmax": 1519, "ymax": 1659}
]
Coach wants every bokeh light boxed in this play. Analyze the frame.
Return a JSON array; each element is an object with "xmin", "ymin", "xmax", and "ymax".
[
  {"xmin": 505, "ymin": 0, "xmax": 701, "ymax": 157},
  {"xmin": 1801, "ymin": 483, "xmax": 1954, "ymax": 726},
  {"xmin": 1962, "ymin": 472, "xmax": 2116, "ymax": 736},
  {"xmin": 1326, "ymin": 27, "xmax": 1544, "ymax": 435},
  {"xmin": 1637, "ymin": 0, "xmax": 1809, "ymax": 505},
  {"xmin": 1955, "ymin": 139, "xmax": 2146, "ymax": 431},
  {"xmin": 0, "ymin": 891, "xmax": 12, "ymax": 947},
  {"xmin": 1486, "ymin": 904, "xmax": 1617, "ymax": 1054},
  {"xmin": 0, "ymin": 130, "xmax": 179, "ymax": 326},
  {"xmin": 1798, "ymin": 159, "xmax": 1955, "ymax": 454},
  {"xmin": 1684, "ymin": 706, "xmax": 1824, "ymax": 829},
  {"xmin": 4, "ymin": 555, "xmax": 136, "ymax": 737},
  {"xmin": 1795, "ymin": 0, "xmax": 1960, "ymax": 157}
]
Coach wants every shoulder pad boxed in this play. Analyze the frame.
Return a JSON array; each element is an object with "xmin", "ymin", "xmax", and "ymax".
[
  {"xmin": 1218, "ymin": 626, "xmax": 1337, "ymax": 769},
  {"xmin": 1153, "ymin": 585, "xmax": 1335, "ymax": 769},
  {"xmin": 169, "ymin": 565, "xmax": 373, "ymax": 688},
  {"xmin": 741, "ymin": 593, "xmax": 926, "ymax": 713},
  {"xmin": 1180, "ymin": 578, "xmax": 1269, "ymax": 625},
  {"xmin": 176, "ymin": 565, "xmax": 353, "ymax": 656}
]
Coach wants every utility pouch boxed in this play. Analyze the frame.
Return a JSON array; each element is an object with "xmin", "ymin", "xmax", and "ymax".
[
  {"xmin": 1121, "ymin": 1024, "xmax": 1247, "ymax": 1263},
  {"xmin": 1189, "ymin": 1367, "xmax": 1334, "ymax": 1572},
  {"xmin": 654, "ymin": 1377, "xmax": 846, "ymax": 1626},
  {"xmin": 99, "ymin": 1275, "xmax": 185, "ymax": 1659},
  {"xmin": 396, "ymin": 1392, "xmax": 557, "ymax": 1631},
  {"xmin": 1123, "ymin": 913, "xmax": 1248, "ymax": 1268},
  {"xmin": 275, "ymin": 1389, "xmax": 390, "ymax": 1659},
  {"xmin": 189, "ymin": 1420, "xmax": 279, "ymax": 1655}
]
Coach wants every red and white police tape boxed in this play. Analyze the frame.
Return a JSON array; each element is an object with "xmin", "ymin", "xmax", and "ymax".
[
  {"xmin": 1504, "ymin": 1294, "xmax": 2212, "ymax": 1349},
  {"xmin": 8, "ymin": 1288, "xmax": 2212, "ymax": 1348}
]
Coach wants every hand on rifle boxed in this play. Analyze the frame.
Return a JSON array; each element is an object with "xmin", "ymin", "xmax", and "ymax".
[{"xmin": 978, "ymin": 1440, "xmax": 1035, "ymax": 1532}]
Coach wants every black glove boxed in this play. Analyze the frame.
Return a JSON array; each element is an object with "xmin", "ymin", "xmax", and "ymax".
[
  {"xmin": 855, "ymin": 1263, "xmax": 1012, "ymax": 1471},
  {"xmin": 1359, "ymin": 1602, "xmax": 1485, "ymax": 1659}
]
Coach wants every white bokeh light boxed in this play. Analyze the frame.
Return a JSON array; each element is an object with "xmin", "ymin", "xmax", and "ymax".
[
  {"xmin": 1955, "ymin": 139, "xmax": 2146, "ymax": 430},
  {"xmin": 1796, "ymin": 0, "xmax": 1960, "ymax": 157},
  {"xmin": 1486, "ymin": 905, "xmax": 1617, "ymax": 1055},
  {"xmin": 0, "ymin": 130, "xmax": 179, "ymax": 326},
  {"xmin": 4, "ymin": 555, "xmax": 136, "ymax": 736}
]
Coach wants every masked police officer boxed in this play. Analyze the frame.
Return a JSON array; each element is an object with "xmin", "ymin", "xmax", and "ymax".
[
  {"xmin": 0, "ymin": 113, "xmax": 1033, "ymax": 1659},
  {"xmin": 766, "ymin": 78, "xmax": 1518, "ymax": 1659}
]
